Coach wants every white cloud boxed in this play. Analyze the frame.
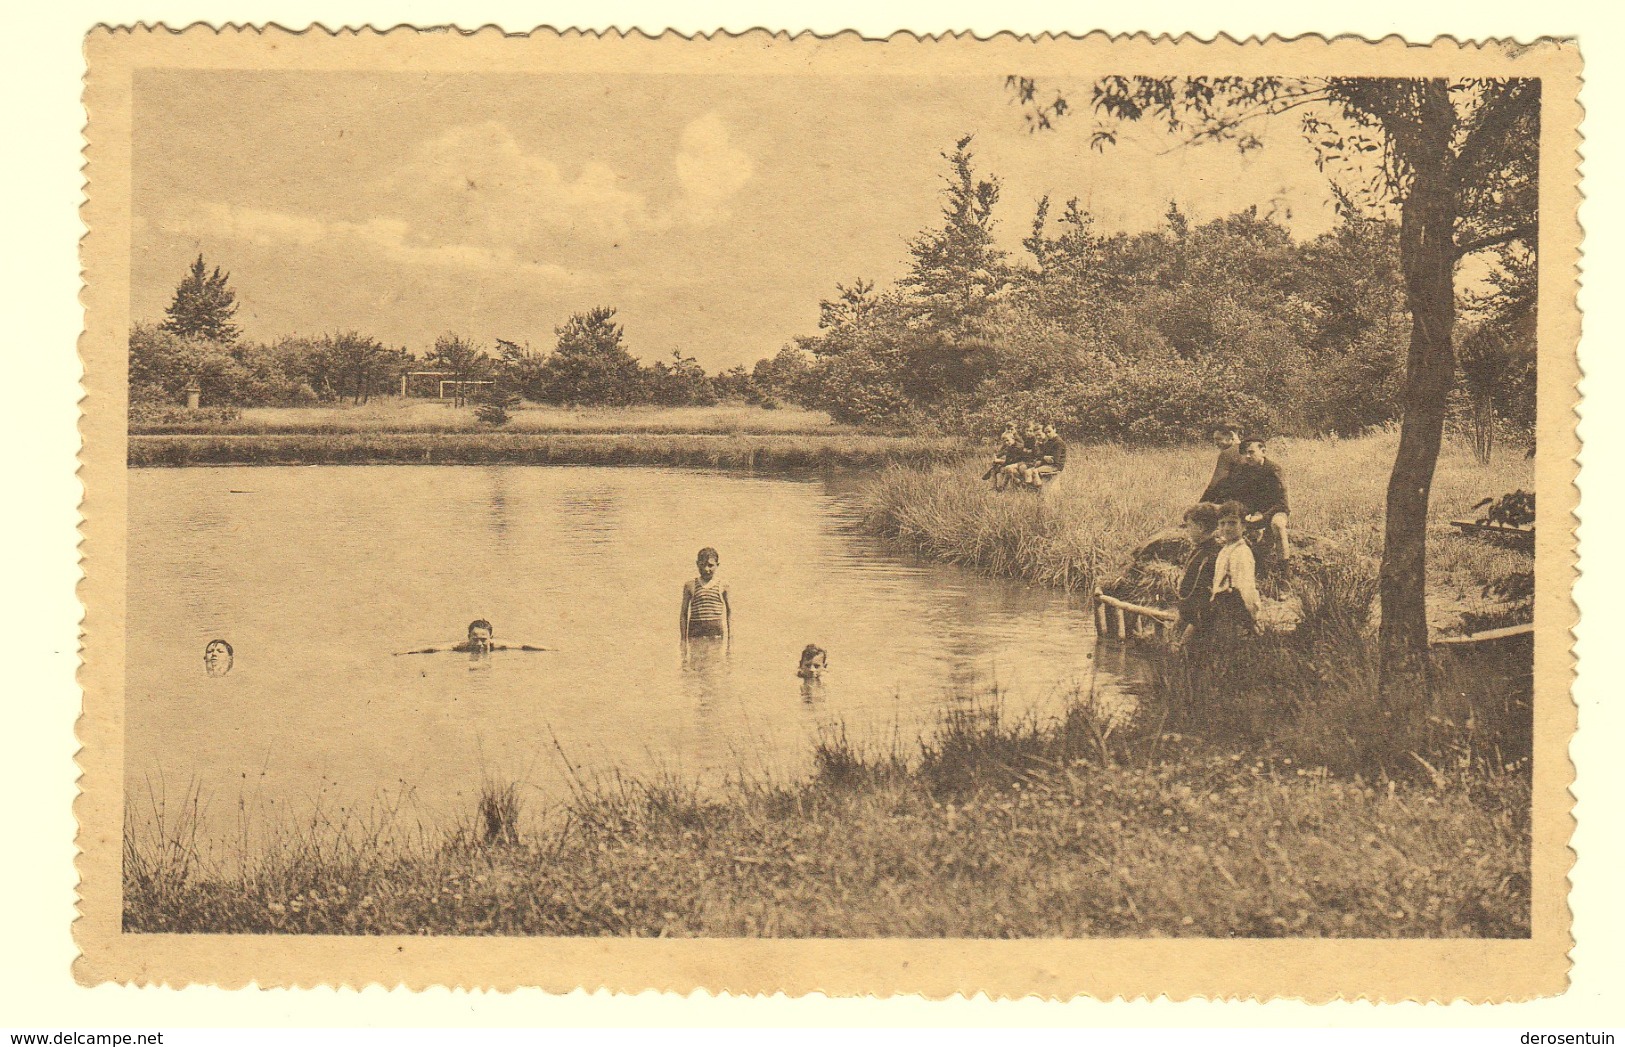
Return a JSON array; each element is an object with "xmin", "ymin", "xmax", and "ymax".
[
  {"xmin": 157, "ymin": 199, "xmax": 591, "ymax": 283},
  {"xmin": 385, "ymin": 121, "xmax": 657, "ymax": 240},
  {"xmin": 151, "ymin": 116, "xmax": 757, "ymax": 283},
  {"xmin": 388, "ymin": 116, "xmax": 755, "ymax": 236},
  {"xmin": 673, "ymin": 113, "xmax": 755, "ymax": 222}
]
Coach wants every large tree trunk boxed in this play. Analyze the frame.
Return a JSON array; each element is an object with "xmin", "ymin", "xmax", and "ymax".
[{"xmin": 1379, "ymin": 80, "xmax": 1458, "ymax": 702}]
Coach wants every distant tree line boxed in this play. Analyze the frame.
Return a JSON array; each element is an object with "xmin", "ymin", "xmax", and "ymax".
[
  {"xmin": 130, "ymin": 257, "xmax": 776, "ymax": 420},
  {"xmin": 136, "ymin": 145, "xmax": 1534, "ymax": 451},
  {"xmin": 756, "ymin": 135, "xmax": 1535, "ymax": 452}
]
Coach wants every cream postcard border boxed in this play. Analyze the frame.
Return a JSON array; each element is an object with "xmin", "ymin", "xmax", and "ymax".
[{"xmin": 75, "ymin": 25, "xmax": 1583, "ymax": 1000}]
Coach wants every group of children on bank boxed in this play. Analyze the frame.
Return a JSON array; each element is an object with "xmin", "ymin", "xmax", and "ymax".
[
  {"xmin": 1172, "ymin": 426, "xmax": 1293, "ymax": 646},
  {"xmin": 983, "ymin": 420, "xmax": 1069, "ymax": 490},
  {"xmin": 978, "ymin": 419, "xmax": 1292, "ymax": 647}
]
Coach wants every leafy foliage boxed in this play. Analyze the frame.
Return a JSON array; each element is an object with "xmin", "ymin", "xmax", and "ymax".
[
  {"xmin": 784, "ymin": 141, "xmax": 1430, "ymax": 440},
  {"xmin": 533, "ymin": 307, "xmax": 646, "ymax": 407}
]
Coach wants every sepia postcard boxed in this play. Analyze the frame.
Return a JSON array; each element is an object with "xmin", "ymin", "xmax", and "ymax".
[{"xmin": 76, "ymin": 26, "xmax": 1581, "ymax": 1000}]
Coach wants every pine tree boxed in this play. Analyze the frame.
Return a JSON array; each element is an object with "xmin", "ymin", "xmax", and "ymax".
[
  {"xmin": 161, "ymin": 255, "xmax": 241, "ymax": 343},
  {"xmin": 900, "ymin": 135, "xmax": 1009, "ymax": 331}
]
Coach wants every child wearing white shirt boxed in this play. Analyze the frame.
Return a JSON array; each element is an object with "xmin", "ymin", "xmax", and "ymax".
[{"xmin": 1211, "ymin": 505, "xmax": 1261, "ymax": 636}]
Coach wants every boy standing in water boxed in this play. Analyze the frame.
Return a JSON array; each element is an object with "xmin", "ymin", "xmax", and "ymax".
[{"xmin": 680, "ymin": 547, "xmax": 731, "ymax": 643}]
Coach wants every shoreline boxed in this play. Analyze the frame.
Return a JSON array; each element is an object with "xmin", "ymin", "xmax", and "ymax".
[{"xmin": 128, "ymin": 431, "xmax": 970, "ymax": 470}]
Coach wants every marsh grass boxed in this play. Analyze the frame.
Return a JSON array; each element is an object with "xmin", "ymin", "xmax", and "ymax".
[
  {"xmin": 861, "ymin": 429, "xmax": 1534, "ymax": 629},
  {"xmin": 129, "ymin": 431, "xmax": 967, "ymax": 470},
  {"xmin": 476, "ymin": 780, "xmax": 523, "ymax": 846}
]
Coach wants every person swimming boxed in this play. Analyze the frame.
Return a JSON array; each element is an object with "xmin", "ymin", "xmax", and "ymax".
[
  {"xmin": 394, "ymin": 619, "xmax": 551, "ymax": 657},
  {"xmin": 796, "ymin": 644, "xmax": 828, "ymax": 680},
  {"xmin": 203, "ymin": 638, "xmax": 233, "ymax": 677}
]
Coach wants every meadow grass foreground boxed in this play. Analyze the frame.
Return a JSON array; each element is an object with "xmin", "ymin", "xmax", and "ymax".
[{"xmin": 123, "ymin": 692, "xmax": 1529, "ymax": 938}]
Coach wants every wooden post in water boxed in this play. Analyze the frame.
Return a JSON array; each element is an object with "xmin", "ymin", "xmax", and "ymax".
[{"xmin": 1094, "ymin": 593, "xmax": 1107, "ymax": 636}]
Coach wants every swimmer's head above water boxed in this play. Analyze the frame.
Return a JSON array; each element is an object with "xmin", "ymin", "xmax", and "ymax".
[
  {"xmin": 465, "ymin": 619, "xmax": 494, "ymax": 652},
  {"xmin": 797, "ymin": 644, "xmax": 828, "ymax": 680},
  {"xmin": 203, "ymin": 638, "xmax": 234, "ymax": 677}
]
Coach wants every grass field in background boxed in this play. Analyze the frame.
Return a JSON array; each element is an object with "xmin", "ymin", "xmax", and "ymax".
[{"xmin": 133, "ymin": 400, "xmax": 850, "ymax": 436}]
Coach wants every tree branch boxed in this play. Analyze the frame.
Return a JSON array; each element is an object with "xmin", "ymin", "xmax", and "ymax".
[{"xmin": 1454, "ymin": 224, "xmax": 1538, "ymax": 259}]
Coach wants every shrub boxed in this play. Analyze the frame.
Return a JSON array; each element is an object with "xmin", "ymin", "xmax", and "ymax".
[{"xmin": 471, "ymin": 383, "xmax": 521, "ymax": 427}]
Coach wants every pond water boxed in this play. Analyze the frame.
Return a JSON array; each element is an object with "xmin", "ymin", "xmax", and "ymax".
[{"xmin": 127, "ymin": 466, "xmax": 1141, "ymax": 839}]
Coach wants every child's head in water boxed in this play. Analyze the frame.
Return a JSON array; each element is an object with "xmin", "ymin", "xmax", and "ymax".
[
  {"xmin": 203, "ymin": 639, "xmax": 234, "ymax": 677},
  {"xmin": 466, "ymin": 619, "xmax": 494, "ymax": 650},
  {"xmin": 695, "ymin": 547, "xmax": 720, "ymax": 582},
  {"xmin": 797, "ymin": 644, "xmax": 828, "ymax": 679}
]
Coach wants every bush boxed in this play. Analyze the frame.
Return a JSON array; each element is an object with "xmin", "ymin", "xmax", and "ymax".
[{"xmin": 471, "ymin": 383, "xmax": 521, "ymax": 427}]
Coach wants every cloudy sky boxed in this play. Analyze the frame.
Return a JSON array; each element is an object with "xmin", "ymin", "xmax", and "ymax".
[{"xmin": 132, "ymin": 70, "xmax": 1341, "ymax": 370}]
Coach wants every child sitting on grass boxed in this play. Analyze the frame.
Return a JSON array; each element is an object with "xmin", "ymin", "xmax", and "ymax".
[
  {"xmin": 1172, "ymin": 503, "xmax": 1222, "ymax": 648},
  {"xmin": 1210, "ymin": 502, "xmax": 1261, "ymax": 639},
  {"xmin": 982, "ymin": 422, "xmax": 1022, "ymax": 482}
]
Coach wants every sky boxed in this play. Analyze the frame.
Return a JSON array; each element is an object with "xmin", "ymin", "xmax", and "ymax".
[{"xmin": 132, "ymin": 70, "xmax": 1345, "ymax": 371}]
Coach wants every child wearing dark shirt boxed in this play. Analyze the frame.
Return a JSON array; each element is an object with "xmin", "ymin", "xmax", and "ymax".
[
  {"xmin": 1199, "ymin": 426, "xmax": 1245, "ymax": 504},
  {"xmin": 1173, "ymin": 503, "xmax": 1223, "ymax": 647},
  {"xmin": 1228, "ymin": 438, "xmax": 1291, "ymax": 560},
  {"xmin": 983, "ymin": 423, "xmax": 1023, "ymax": 482}
]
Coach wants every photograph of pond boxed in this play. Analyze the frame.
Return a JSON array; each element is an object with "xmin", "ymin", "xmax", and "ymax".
[{"xmin": 118, "ymin": 54, "xmax": 1544, "ymax": 942}]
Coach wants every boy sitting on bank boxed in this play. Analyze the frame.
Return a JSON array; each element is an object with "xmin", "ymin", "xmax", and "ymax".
[
  {"xmin": 1210, "ymin": 501, "xmax": 1262, "ymax": 638},
  {"xmin": 982, "ymin": 422, "xmax": 1023, "ymax": 482},
  {"xmin": 1199, "ymin": 424, "xmax": 1244, "ymax": 504},
  {"xmin": 1224, "ymin": 437, "xmax": 1292, "ymax": 561},
  {"xmin": 1024, "ymin": 424, "xmax": 1068, "ymax": 488}
]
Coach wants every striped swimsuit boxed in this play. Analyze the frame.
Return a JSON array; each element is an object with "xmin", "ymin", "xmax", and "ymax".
[{"xmin": 685, "ymin": 577, "xmax": 728, "ymax": 636}]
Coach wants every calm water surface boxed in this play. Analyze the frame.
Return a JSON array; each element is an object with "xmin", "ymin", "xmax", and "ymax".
[{"xmin": 127, "ymin": 466, "xmax": 1139, "ymax": 836}]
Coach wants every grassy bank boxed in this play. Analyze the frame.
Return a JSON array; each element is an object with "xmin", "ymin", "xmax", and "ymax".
[
  {"xmin": 129, "ymin": 431, "xmax": 968, "ymax": 470},
  {"xmin": 124, "ymin": 692, "xmax": 1529, "ymax": 938},
  {"xmin": 859, "ymin": 429, "xmax": 1533, "ymax": 629},
  {"xmin": 132, "ymin": 402, "xmax": 853, "ymax": 437}
]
